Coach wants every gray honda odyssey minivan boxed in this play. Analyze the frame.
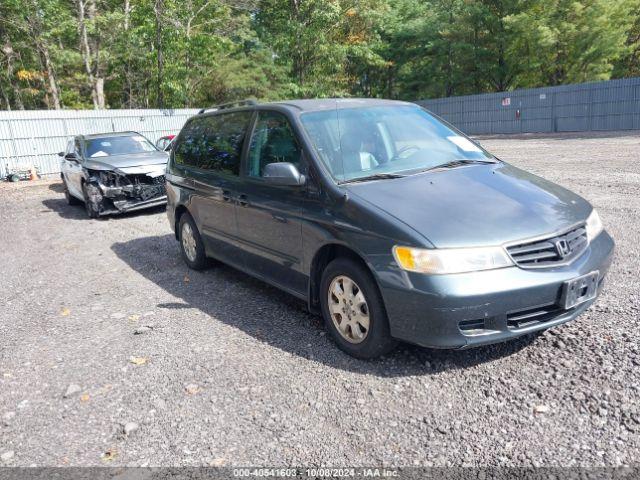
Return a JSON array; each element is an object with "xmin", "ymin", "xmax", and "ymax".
[{"xmin": 165, "ymin": 98, "xmax": 614, "ymax": 359}]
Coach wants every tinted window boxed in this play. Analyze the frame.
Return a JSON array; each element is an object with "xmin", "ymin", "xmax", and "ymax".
[
  {"xmin": 174, "ymin": 111, "xmax": 252, "ymax": 175},
  {"xmin": 84, "ymin": 135, "xmax": 157, "ymax": 158},
  {"xmin": 247, "ymin": 111, "xmax": 303, "ymax": 177}
]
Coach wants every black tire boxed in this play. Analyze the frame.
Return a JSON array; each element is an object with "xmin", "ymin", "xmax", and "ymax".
[
  {"xmin": 63, "ymin": 178, "xmax": 81, "ymax": 206},
  {"xmin": 178, "ymin": 212, "xmax": 207, "ymax": 270},
  {"xmin": 82, "ymin": 182, "xmax": 101, "ymax": 219},
  {"xmin": 320, "ymin": 257, "xmax": 397, "ymax": 359}
]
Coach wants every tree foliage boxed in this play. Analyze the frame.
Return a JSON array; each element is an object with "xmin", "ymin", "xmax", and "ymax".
[{"xmin": 0, "ymin": 0, "xmax": 638, "ymax": 109}]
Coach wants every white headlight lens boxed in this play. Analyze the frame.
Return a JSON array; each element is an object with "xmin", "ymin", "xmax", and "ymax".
[
  {"xmin": 393, "ymin": 245, "xmax": 514, "ymax": 274},
  {"xmin": 585, "ymin": 209, "xmax": 603, "ymax": 242}
]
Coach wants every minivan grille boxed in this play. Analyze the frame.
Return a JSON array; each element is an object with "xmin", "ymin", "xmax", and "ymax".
[{"xmin": 506, "ymin": 225, "xmax": 588, "ymax": 268}]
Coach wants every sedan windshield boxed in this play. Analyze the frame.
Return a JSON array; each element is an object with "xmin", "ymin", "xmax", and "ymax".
[
  {"xmin": 84, "ymin": 135, "xmax": 157, "ymax": 158},
  {"xmin": 300, "ymin": 105, "xmax": 495, "ymax": 182}
]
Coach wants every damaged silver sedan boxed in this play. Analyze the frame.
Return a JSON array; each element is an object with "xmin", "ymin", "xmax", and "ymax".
[{"xmin": 59, "ymin": 132, "xmax": 169, "ymax": 218}]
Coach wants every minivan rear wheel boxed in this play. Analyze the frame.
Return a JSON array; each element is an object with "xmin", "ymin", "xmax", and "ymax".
[
  {"xmin": 179, "ymin": 212, "xmax": 207, "ymax": 270},
  {"xmin": 320, "ymin": 258, "xmax": 397, "ymax": 359}
]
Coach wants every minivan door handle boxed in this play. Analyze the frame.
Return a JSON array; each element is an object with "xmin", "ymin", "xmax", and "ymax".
[{"xmin": 237, "ymin": 194, "xmax": 250, "ymax": 207}]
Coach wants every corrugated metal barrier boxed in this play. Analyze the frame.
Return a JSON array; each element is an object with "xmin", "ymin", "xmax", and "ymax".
[
  {"xmin": 0, "ymin": 108, "xmax": 199, "ymax": 178},
  {"xmin": 417, "ymin": 77, "xmax": 640, "ymax": 135}
]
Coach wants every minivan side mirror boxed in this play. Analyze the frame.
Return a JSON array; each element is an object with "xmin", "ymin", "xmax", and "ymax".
[
  {"xmin": 263, "ymin": 162, "xmax": 306, "ymax": 187},
  {"xmin": 57, "ymin": 151, "xmax": 64, "ymax": 157},
  {"xmin": 64, "ymin": 152, "xmax": 79, "ymax": 162}
]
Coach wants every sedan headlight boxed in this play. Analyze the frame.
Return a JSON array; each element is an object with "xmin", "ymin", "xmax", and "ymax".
[
  {"xmin": 393, "ymin": 245, "xmax": 514, "ymax": 275},
  {"xmin": 585, "ymin": 209, "xmax": 603, "ymax": 242}
]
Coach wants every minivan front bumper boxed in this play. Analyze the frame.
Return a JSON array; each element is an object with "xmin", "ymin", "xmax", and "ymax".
[{"xmin": 379, "ymin": 231, "xmax": 615, "ymax": 349}]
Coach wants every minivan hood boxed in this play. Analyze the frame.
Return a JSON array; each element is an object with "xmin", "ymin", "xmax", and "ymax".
[
  {"xmin": 84, "ymin": 151, "xmax": 168, "ymax": 171},
  {"xmin": 345, "ymin": 163, "xmax": 592, "ymax": 248}
]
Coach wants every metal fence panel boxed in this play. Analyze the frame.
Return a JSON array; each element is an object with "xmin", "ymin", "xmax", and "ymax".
[
  {"xmin": 0, "ymin": 108, "xmax": 199, "ymax": 178},
  {"xmin": 418, "ymin": 77, "xmax": 640, "ymax": 135}
]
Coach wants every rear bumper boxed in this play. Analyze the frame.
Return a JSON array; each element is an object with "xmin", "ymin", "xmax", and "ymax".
[{"xmin": 379, "ymin": 231, "xmax": 615, "ymax": 349}]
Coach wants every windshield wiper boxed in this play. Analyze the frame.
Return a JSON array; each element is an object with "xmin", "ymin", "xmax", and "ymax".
[
  {"xmin": 341, "ymin": 173, "xmax": 406, "ymax": 184},
  {"xmin": 424, "ymin": 159, "xmax": 498, "ymax": 171}
]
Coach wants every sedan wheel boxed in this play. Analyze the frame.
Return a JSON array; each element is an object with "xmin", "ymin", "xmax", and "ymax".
[
  {"xmin": 328, "ymin": 275, "xmax": 370, "ymax": 344},
  {"xmin": 82, "ymin": 182, "xmax": 101, "ymax": 218},
  {"xmin": 63, "ymin": 178, "xmax": 81, "ymax": 206}
]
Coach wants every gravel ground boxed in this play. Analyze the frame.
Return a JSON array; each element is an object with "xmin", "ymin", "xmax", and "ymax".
[{"xmin": 0, "ymin": 133, "xmax": 639, "ymax": 468}]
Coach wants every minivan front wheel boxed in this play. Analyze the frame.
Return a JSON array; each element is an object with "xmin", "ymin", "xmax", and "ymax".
[
  {"xmin": 179, "ymin": 212, "xmax": 207, "ymax": 270},
  {"xmin": 320, "ymin": 258, "xmax": 397, "ymax": 359}
]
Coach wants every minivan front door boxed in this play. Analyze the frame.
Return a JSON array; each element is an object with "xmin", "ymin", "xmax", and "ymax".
[{"xmin": 234, "ymin": 111, "xmax": 307, "ymax": 295}]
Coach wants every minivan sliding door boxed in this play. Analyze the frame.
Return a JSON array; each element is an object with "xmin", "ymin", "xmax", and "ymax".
[{"xmin": 179, "ymin": 111, "xmax": 253, "ymax": 265}]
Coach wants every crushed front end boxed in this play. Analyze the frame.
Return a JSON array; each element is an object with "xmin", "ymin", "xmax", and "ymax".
[{"xmin": 85, "ymin": 164, "xmax": 167, "ymax": 215}]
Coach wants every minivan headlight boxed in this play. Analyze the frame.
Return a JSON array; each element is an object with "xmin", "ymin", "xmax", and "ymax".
[
  {"xmin": 585, "ymin": 209, "xmax": 603, "ymax": 242},
  {"xmin": 393, "ymin": 245, "xmax": 513, "ymax": 275}
]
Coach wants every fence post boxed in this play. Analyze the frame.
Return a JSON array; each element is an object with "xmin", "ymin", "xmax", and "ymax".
[
  {"xmin": 587, "ymin": 86, "xmax": 593, "ymax": 132},
  {"xmin": 551, "ymin": 91, "xmax": 556, "ymax": 133},
  {"xmin": 7, "ymin": 118, "xmax": 19, "ymax": 174}
]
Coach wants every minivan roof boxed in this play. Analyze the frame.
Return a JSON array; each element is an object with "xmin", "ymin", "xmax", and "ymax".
[
  {"xmin": 197, "ymin": 98, "xmax": 417, "ymax": 116},
  {"xmin": 265, "ymin": 98, "xmax": 416, "ymax": 113}
]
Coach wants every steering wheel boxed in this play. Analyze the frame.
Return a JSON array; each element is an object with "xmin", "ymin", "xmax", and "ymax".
[{"xmin": 391, "ymin": 145, "xmax": 420, "ymax": 161}]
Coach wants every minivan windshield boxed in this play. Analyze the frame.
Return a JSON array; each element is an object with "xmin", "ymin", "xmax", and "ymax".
[
  {"xmin": 300, "ymin": 105, "xmax": 496, "ymax": 182},
  {"xmin": 84, "ymin": 135, "xmax": 158, "ymax": 158}
]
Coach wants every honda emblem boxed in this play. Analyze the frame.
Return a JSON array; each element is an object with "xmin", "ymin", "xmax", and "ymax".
[{"xmin": 555, "ymin": 239, "xmax": 571, "ymax": 258}]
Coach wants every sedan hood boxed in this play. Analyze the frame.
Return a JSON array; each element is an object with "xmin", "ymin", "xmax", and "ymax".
[
  {"xmin": 84, "ymin": 151, "xmax": 168, "ymax": 172},
  {"xmin": 345, "ymin": 163, "xmax": 592, "ymax": 248}
]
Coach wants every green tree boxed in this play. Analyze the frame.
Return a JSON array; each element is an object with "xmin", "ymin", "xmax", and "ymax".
[
  {"xmin": 256, "ymin": 0, "xmax": 388, "ymax": 96},
  {"xmin": 613, "ymin": 0, "xmax": 640, "ymax": 78},
  {"xmin": 1, "ymin": 0, "xmax": 640, "ymax": 109},
  {"xmin": 507, "ymin": 0, "xmax": 637, "ymax": 86}
]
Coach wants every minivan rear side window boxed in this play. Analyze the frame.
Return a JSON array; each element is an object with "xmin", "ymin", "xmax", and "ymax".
[{"xmin": 174, "ymin": 111, "xmax": 252, "ymax": 175}]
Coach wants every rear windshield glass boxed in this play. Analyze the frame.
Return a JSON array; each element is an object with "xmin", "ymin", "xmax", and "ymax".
[
  {"xmin": 300, "ymin": 105, "xmax": 494, "ymax": 182},
  {"xmin": 84, "ymin": 135, "xmax": 157, "ymax": 158}
]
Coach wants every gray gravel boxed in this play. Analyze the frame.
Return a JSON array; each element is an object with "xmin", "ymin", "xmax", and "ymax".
[{"xmin": 0, "ymin": 132, "xmax": 639, "ymax": 467}]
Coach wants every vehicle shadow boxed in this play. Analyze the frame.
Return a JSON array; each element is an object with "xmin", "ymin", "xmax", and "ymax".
[
  {"xmin": 42, "ymin": 197, "xmax": 166, "ymax": 221},
  {"xmin": 41, "ymin": 198, "xmax": 87, "ymax": 220},
  {"xmin": 48, "ymin": 182, "xmax": 64, "ymax": 193},
  {"xmin": 111, "ymin": 234, "xmax": 541, "ymax": 377}
]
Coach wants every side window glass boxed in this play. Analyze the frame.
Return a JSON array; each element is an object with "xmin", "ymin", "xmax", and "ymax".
[
  {"xmin": 247, "ymin": 111, "xmax": 303, "ymax": 178},
  {"xmin": 74, "ymin": 139, "xmax": 82, "ymax": 157},
  {"xmin": 174, "ymin": 119, "xmax": 207, "ymax": 168},
  {"xmin": 173, "ymin": 111, "xmax": 252, "ymax": 175},
  {"xmin": 200, "ymin": 111, "xmax": 252, "ymax": 175}
]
